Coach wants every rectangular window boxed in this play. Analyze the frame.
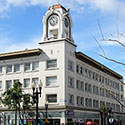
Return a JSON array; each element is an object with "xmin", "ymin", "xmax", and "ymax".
[
  {"xmin": 46, "ymin": 94, "xmax": 57, "ymax": 103},
  {"xmin": 46, "ymin": 76, "xmax": 57, "ymax": 86},
  {"xmin": 68, "ymin": 77, "xmax": 74, "ymax": 88},
  {"xmin": 81, "ymin": 82, "xmax": 84, "ymax": 90},
  {"xmin": 47, "ymin": 59, "xmax": 57, "ymax": 68},
  {"xmin": 76, "ymin": 65, "xmax": 79, "ymax": 73},
  {"xmin": 77, "ymin": 96, "xmax": 81, "ymax": 105},
  {"xmin": 0, "ymin": 66, "xmax": 2, "ymax": 73},
  {"xmin": 68, "ymin": 60, "xmax": 74, "ymax": 71},
  {"xmin": 81, "ymin": 97, "xmax": 84, "ymax": 106},
  {"xmin": 32, "ymin": 78, "xmax": 39, "ymax": 85},
  {"xmin": 14, "ymin": 79, "xmax": 19, "ymax": 84},
  {"xmin": 68, "ymin": 94, "xmax": 74, "ymax": 104},
  {"xmin": 14, "ymin": 64, "xmax": 20, "ymax": 72},
  {"xmin": 32, "ymin": 62, "xmax": 39, "ymax": 70},
  {"xmin": 24, "ymin": 79, "xmax": 30, "ymax": 88},
  {"xmin": 24, "ymin": 63, "xmax": 30, "ymax": 71},
  {"xmin": 0, "ymin": 81, "xmax": 2, "ymax": 89},
  {"xmin": 6, "ymin": 65, "xmax": 12, "ymax": 73},
  {"xmin": 6, "ymin": 80, "xmax": 12, "ymax": 89}
]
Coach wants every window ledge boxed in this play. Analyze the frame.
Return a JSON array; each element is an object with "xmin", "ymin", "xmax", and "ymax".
[
  {"xmin": 14, "ymin": 71, "xmax": 21, "ymax": 74},
  {"xmin": 32, "ymin": 70, "xmax": 39, "ymax": 72},
  {"xmin": 6, "ymin": 72, "xmax": 13, "ymax": 75},
  {"xmin": 45, "ymin": 85, "xmax": 59, "ymax": 88},
  {"xmin": 45, "ymin": 68, "xmax": 59, "ymax": 71}
]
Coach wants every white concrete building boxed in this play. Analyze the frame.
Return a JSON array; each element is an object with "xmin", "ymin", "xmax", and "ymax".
[{"xmin": 0, "ymin": 4, "xmax": 124, "ymax": 125}]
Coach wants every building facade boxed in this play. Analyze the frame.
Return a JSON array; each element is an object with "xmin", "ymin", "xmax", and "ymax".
[{"xmin": 0, "ymin": 4, "xmax": 124, "ymax": 125}]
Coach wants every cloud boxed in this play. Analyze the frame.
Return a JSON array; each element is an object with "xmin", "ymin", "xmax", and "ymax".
[{"xmin": 0, "ymin": 0, "xmax": 125, "ymax": 16}]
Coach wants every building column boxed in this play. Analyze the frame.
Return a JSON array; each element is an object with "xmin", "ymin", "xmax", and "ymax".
[{"xmin": 61, "ymin": 111, "xmax": 67, "ymax": 125}]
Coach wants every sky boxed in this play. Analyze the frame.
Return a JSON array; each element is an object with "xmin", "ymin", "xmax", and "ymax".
[{"xmin": 0, "ymin": 0, "xmax": 125, "ymax": 80}]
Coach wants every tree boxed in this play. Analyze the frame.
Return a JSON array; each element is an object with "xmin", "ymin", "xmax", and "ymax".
[{"xmin": 0, "ymin": 82, "xmax": 34, "ymax": 125}]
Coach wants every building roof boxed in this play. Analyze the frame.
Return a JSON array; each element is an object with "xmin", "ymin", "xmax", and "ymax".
[
  {"xmin": 0, "ymin": 48, "xmax": 42, "ymax": 60},
  {"xmin": 76, "ymin": 52, "xmax": 123, "ymax": 80}
]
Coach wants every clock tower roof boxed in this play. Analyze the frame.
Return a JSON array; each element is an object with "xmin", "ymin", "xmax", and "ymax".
[{"xmin": 49, "ymin": 4, "xmax": 67, "ymax": 12}]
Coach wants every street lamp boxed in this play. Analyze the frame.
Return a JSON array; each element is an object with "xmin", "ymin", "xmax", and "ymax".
[
  {"xmin": 45, "ymin": 101, "xmax": 49, "ymax": 124},
  {"xmin": 32, "ymin": 81, "xmax": 43, "ymax": 125}
]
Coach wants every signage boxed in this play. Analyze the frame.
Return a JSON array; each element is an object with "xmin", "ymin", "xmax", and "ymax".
[{"xmin": 66, "ymin": 110, "xmax": 74, "ymax": 116}]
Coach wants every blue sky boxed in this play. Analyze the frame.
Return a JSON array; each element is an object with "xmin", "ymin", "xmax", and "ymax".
[{"xmin": 0, "ymin": 0, "xmax": 125, "ymax": 79}]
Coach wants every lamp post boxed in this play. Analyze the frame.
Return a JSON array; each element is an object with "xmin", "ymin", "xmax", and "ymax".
[
  {"xmin": 32, "ymin": 81, "xmax": 43, "ymax": 125},
  {"xmin": 45, "ymin": 101, "xmax": 49, "ymax": 124}
]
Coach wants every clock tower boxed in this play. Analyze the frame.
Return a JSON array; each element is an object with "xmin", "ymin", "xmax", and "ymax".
[{"xmin": 42, "ymin": 4, "xmax": 74, "ymax": 42}]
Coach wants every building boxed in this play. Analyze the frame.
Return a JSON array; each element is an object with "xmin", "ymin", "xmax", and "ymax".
[{"xmin": 0, "ymin": 4, "xmax": 124, "ymax": 125}]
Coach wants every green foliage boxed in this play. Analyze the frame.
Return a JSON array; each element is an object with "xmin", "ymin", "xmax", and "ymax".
[{"xmin": 0, "ymin": 82, "xmax": 34, "ymax": 123}]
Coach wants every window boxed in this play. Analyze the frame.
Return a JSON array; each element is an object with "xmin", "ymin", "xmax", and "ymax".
[
  {"xmin": 68, "ymin": 60, "xmax": 74, "ymax": 71},
  {"xmin": 77, "ymin": 96, "xmax": 81, "ymax": 105},
  {"xmin": 0, "ymin": 66, "xmax": 2, "ymax": 73},
  {"xmin": 24, "ymin": 63, "xmax": 30, "ymax": 71},
  {"xmin": 24, "ymin": 79, "xmax": 30, "ymax": 88},
  {"xmin": 6, "ymin": 80, "xmax": 12, "ymax": 89},
  {"xmin": 76, "ymin": 65, "xmax": 79, "ymax": 73},
  {"xmin": 93, "ymin": 86, "xmax": 98, "ymax": 95},
  {"xmin": 68, "ymin": 77, "xmax": 74, "ymax": 88},
  {"xmin": 81, "ymin": 81, "xmax": 84, "ymax": 90},
  {"xmin": 46, "ymin": 94, "xmax": 57, "ymax": 103},
  {"xmin": 14, "ymin": 64, "xmax": 20, "ymax": 72},
  {"xmin": 6, "ymin": 65, "xmax": 12, "ymax": 73},
  {"xmin": 81, "ymin": 97, "xmax": 84, "ymax": 106},
  {"xmin": 47, "ymin": 59, "xmax": 57, "ymax": 68},
  {"xmin": 93, "ymin": 100, "xmax": 99, "ymax": 108},
  {"xmin": 85, "ymin": 98, "xmax": 92, "ymax": 107},
  {"xmin": 14, "ymin": 79, "xmax": 19, "ymax": 84},
  {"xmin": 68, "ymin": 94, "xmax": 74, "ymax": 104},
  {"xmin": 32, "ymin": 62, "xmax": 39, "ymax": 70},
  {"xmin": 46, "ymin": 76, "xmax": 57, "ymax": 86},
  {"xmin": 32, "ymin": 78, "xmax": 39, "ymax": 85},
  {"xmin": 0, "ymin": 81, "xmax": 2, "ymax": 89},
  {"xmin": 121, "ymin": 85, "xmax": 123, "ymax": 91},
  {"xmin": 80, "ymin": 67, "xmax": 83, "ymax": 74},
  {"xmin": 76, "ymin": 80, "xmax": 80, "ymax": 89}
]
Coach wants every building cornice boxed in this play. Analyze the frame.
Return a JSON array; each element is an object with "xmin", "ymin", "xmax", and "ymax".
[
  {"xmin": 0, "ymin": 48, "xmax": 42, "ymax": 61},
  {"xmin": 39, "ymin": 38, "xmax": 77, "ymax": 47},
  {"xmin": 76, "ymin": 52, "xmax": 123, "ymax": 80}
]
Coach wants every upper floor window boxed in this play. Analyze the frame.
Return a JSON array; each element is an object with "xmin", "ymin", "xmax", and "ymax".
[
  {"xmin": 14, "ymin": 64, "xmax": 20, "ymax": 72},
  {"xmin": 93, "ymin": 100, "xmax": 99, "ymax": 108},
  {"xmin": 85, "ymin": 98, "xmax": 92, "ymax": 107},
  {"xmin": 46, "ymin": 94, "xmax": 57, "ymax": 103},
  {"xmin": 76, "ymin": 65, "xmax": 79, "ymax": 73},
  {"xmin": 14, "ymin": 79, "xmax": 20, "ymax": 84},
  {"xmin": 68, "ymin": 77, "xmax": 74, "ymax": 88},
  {"xmin": 46, "ymin": 76, "xmax": 57, "ymax": 86},
  {"xmin": 47, "ymin": 59, "xmax": 57, "ymax": 69},
  {"xmin": 6, "ymin": 80, "xmax": 12, "ymax": 89},
  {"xmin": 24, "ymin": 63, "xmax": 30, "ymax": 71},
  {"xmin": 93, "ymin": 85, "xmax": 98, "ymax": 95},
  {"xmin": 32, "ymin": 62, "xmax": 39, "ymax": 71},
  {"xmin": 6, "ymin": 65, "xmax": 12, "ymax": 73},
  {"xmin": 24, "ymin": 79, "xmax": 30, "ymax": 88},
  {"xmin": 68, "ymin": 94, "xmax": 74, "ymax": 105},
  {"xmin": 68, "ymin": 60, "xmax": 74, "ymax": 71},
  {"xmin": 0, "ymin": 66, "xmax": 2, "ymax": 73},
  {"xmin": 121, "ymin": 85, "xmax": 123, "ymax": 91},
  {"xmin": 32, "ymin": 78, "xmax": 39, "ymax": 85},
  {"xmin": 0, "ymin": 81, "xmax": 2, "ymax": 89}
]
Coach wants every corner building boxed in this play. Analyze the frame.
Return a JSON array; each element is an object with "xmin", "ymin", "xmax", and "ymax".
[{"xmin": 0, "ymin": 4, "xmax": 124, "ymax": 125}]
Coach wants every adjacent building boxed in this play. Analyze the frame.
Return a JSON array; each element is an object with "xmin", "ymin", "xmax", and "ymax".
[{"xmin": 0, "ymin": 4, "xmax": 124, "ymax": 125}]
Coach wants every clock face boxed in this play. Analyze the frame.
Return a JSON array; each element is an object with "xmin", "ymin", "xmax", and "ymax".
[
  {"xmin": 64, "ymin": 17, "xmax": 69, "ymax": 28},
  {"xmin": 49, "ymin": 15, "xmax": 58, "ymax": 26}
]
